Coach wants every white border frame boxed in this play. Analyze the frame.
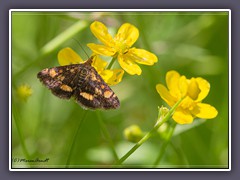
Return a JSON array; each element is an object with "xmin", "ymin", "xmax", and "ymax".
[{"xmin": 9, "ymin": 9, "xmax": 231, "ymax": 171}]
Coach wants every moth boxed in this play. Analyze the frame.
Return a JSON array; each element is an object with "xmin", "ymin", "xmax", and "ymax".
[{"xmin": 37, "ymin": 57, "xmax": 120, "ymax": 110}]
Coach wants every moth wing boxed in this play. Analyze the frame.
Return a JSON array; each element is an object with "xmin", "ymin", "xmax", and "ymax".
[
  {"xmin": 37, "ymin": 64, "xmax": 80, "ymax": 99},
  {"xmin": 74, "ymin": 66, "xmax": 120, "ymax": 110}
]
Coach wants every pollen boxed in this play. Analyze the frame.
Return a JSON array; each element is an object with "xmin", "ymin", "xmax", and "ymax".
[
  {"xmin": 80, "ymin": 92, "xmax": 94, "ymax": 100},
  {"xmin": 60, "ymin": 84, "xmax": 73, "ymax": 92}
]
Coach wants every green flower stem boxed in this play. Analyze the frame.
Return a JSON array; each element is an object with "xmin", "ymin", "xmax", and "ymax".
[
  {"xmin": 153, "ymin": 122, "xmax": 177, "ymax": 167},
  {"xmin": 12, "ymin": 103, "xmax": 31, "ymax": 167},
  {"xmin": 66, "ymin": 110, "xmax": 88, "ymax": 168},
  {"xmin": 107, "ymin": 57, "xmax": 117, "ymax": 69},
  {"xmin": 115, "ymin": 98, "xmax": 183, "ymax": 166},
  {"xmin": 40, "ymin": 20, "xmax": 89, "ymax": 56},
  {"xmin": 96, "ymin": 111, "xmax": 119, "ymax": 161},
  {"xmin": 94, "ymin": 57, "xmax": 119, "ymax": 163}
]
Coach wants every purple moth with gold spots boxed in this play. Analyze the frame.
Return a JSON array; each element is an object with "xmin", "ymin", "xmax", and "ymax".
[{"xmin": 37, "ymin": 57, "xmax": 120, "ymax": 110}]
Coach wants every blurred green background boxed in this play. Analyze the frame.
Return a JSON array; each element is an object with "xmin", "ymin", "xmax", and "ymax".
[{"xmin": 11, "ymin": 11, "xmax": 229, "ymax": 168}]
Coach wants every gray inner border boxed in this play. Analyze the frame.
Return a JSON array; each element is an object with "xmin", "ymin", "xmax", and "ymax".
[{"xmin": 1, "ymin": 0, "xmax": 239, "ymax": 179}]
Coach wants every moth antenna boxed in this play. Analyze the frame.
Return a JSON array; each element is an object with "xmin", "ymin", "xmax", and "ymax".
[{"xmin": 72, "ymin": 38, "xmax": 90, "ymax": 59}]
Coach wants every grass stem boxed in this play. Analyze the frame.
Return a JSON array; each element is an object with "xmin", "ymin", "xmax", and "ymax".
[
  {"xmin": 96, "ymin": 111, "xmax": 119, "ymax": 162},
  {"xmin": 66, "ymin": 110, "xmax": 88, "ymax": 168},
  {"xmin": 12, "ymin": 103, "xmax": 31, "ymax": 167}
]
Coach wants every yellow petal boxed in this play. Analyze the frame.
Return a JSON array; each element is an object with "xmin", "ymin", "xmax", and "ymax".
[
  {"xmin": 179, "ymin": 75, "xmax": 188, "ymax": 97},
  {"xmin": 156, "ymin": 84, "xmax": 176, "ymax": 107},
  {"xmin": 191, "ymin": 103, "xmax": 218, "ymax": 119},
  {"xmin": 118, "ymin": 54, "xmax": 142, "ymax": 75},
  {"xmin": 187, "ymin": 78, "xmax": 201, "ymax": 100},
  {"xmin": 172, "ymin": 108, "xmax": 194, "ymax": 124},
  {"xmin": 58, "ymin": 47, "xmax": 83, "ymax": 66},
  {"xmin": 100, "ymin": 69, "xmax": 124, "ymax": 86},
  {"xmin": 166, "ymin": 71, "xmax": 181, "ymax": 99},
  {"xmin": 115, "ymin": 23, "xmax": 139, "ymax": 47},
  {"xmin": 195, "ymin": 77, "xmax": 210, "ymax": 102},
  {"xmin": 87, "ymin": 43, "xmax": 116, "ymax": 56},
  {"xmin": 126, "ymin": 48, "xmax": 158, "ymax": 65},
  {"xmin": 99, "ymin": 69, "xmax": 113, "ymax": 82},
  {"xmin": 90, "ymin": 21, "xmax": 115, "ymax": 47},
  {"xmin": 92, "ymin": 55, "xmax": 108, "ymax": 71}
]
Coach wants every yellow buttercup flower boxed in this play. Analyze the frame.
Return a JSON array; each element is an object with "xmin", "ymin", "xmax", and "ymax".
[
  {"xmin": 156, "ymin": 70, "xmax": 218, "ymax": 124},
  {"xmin": 87, "ymin": 21, "xmax": 158, "ymax": 75},
  {"xmin": 58, "ymin": 47, "xmax": 124, "ymax": 86},
  {"xmin": 16, "ymin": 84, "xmax": 33, "ymax": 102}
]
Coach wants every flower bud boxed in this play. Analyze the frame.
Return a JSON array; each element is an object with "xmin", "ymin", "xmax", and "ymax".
[
  {"xmin": 123, "ymin": 125, "xmax": 144, "ymax": 143},
  {"xmin": 16, "ymin": 84, "xmax": 33, "ymax": 102}
]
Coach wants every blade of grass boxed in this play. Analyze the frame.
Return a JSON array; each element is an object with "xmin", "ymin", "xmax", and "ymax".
[
  {"xmin": 66, "ymin": 110, "xmax": 88, "ymax": 168},
  {"xmin": 136, "ymin": 16, "xmax": 152, "ymax": 51},
  {"xmin": 96, "ymin": 111, "xmax": 119, "ymax": 162},
  {"xmin": 12, "ymin": 102, "xmax": 31, "ymax": 167},
  {"xmin": 40, "ymin": 20, "xmax": 89, "ymax": 56},
  {"xmin": 169, "ymin": 141, "xmax": 190, "ymax": 167},
  {"xmin": 14, "ymin": 20, "xmax": 89, "ymax": 79}
]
